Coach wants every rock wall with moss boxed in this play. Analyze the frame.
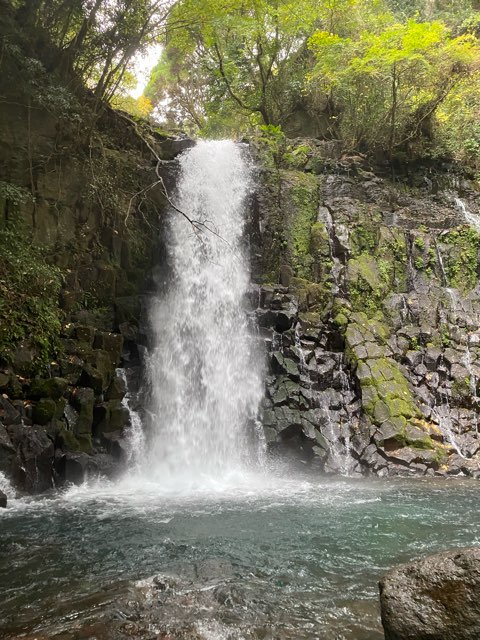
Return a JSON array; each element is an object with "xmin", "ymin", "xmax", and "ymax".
[
  {"xmin": 252, "ymin": 137, "xmax": 480, "ymax": 477},
  {"xmin": 0, "ymin": 8, "xmax": 190, "ymax": 493}
]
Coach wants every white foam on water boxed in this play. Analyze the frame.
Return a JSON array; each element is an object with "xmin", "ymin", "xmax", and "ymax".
[{"xmin": 0, "ymin": 471, "xmax": 15, "ymax": 500}]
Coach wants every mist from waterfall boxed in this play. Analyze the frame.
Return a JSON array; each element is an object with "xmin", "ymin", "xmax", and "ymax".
[{"xmin": 144, "ymin": 140, "xmax": 264, "ymax": 487}]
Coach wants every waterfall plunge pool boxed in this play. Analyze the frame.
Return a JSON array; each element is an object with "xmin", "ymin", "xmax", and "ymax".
[
  {"xmin": 2, "ymin": 142, "xmax": 480, "ymax": 638},
  {"xmin": 1, "ymin": 472, "xmax": 479, "ymax": 639}
]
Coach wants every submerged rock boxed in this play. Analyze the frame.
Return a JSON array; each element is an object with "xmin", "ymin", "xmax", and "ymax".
[{"xmin": 379, "ymin": 547, "xmax": 480, "ymax": 640}]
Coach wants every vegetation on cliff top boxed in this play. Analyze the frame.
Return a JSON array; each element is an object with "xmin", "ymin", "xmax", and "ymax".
[
  {"xmin": 5, "ymin": 0, "xmax": 480, "ymax": 165},
  {"xmin": 141, "ymin": 0, "xmax": 480, "ymax": 165}
]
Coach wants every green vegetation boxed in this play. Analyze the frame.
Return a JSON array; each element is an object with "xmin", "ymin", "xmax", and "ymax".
[
  {"xmin": 442, "ymin": 226, "xmax": 480, "ymax": 291},
  {"xmin": 6, "ymin": 0, "xmax": 480, "ymax": 164},
  {"xmin": 13, "ymin": 0, "xmax": 172, "ymax": 104},
  {"xmin": 0, "ymin": 228, "xmax": 63, "ymax": 372},
  {"xmin": 309, "ymin": 19, "xmax": 479, "ymax": 158}
]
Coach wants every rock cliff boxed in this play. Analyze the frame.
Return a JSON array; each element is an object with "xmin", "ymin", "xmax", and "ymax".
[
  {"xmin": 251, "ymin": 139, "xmax": 480, "ymax": 477},
  {"xmin": 0, "ymin": 7, "xmax": 189, "ymax": 493}
]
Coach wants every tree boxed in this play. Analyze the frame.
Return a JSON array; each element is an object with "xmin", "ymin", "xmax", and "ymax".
[
  {"xmin": 146, "ymin": 0, "xmax": 332, "ymax": 133},
  {"xmin": 309, "ymin": 19, "xmax": 480, "ymax": 157},
  {"xmin": 14, "ymin": 0, "xmax": 174, "ymax": 103}
]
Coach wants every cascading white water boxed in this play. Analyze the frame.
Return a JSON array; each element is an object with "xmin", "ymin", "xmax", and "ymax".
[
  {"xmin": 145, "ymin": 140, "xmax": 264, "ymax": 485},
  {"xmin": 454, "ymin": 197, "xmax": 480, "ymax": 232},
  {"xmin": 0, "ymin": 471, "xmax": 15, "ymax": 500}
]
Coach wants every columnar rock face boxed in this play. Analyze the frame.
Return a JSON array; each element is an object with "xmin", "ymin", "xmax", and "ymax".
[
  {"xmin": 379, "ymin": 548, "xmax": 480, "ymax": 640},
  {"xmin": 0, "ymin": 14, "xmax": 195, "ymax": 492},
  {"xmin": 0, "ymin": 325, "xmax": 132, "ymax": 492},
  {"xmin": 251, "ymin": 140, "xmax": 480, "ymax": 476}
]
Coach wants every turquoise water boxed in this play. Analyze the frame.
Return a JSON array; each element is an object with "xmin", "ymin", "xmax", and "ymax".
[{"xmin": 1, "ymin": 472, "xmax": 479, "ymax": 639}]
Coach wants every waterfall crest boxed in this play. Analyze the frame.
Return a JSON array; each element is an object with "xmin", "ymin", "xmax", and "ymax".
[{"xmin": 145, "ymin": 140, "xmax": 264, "ymax": 484}]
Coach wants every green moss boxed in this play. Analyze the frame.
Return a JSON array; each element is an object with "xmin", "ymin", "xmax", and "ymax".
[
  {"xmin": 333, "ymin": 312, "xmax": 349, "ymax": 329},
  {"xmin": 282, "ymin": 142, "xmax": 312, "ymax": 169},
  {"xmin": 57, "ymin": 427, "xmax": 81, "ymax": 452},
  {"xmin": 394, "ymin": 432, "xmax": 435, "ymax": 450},
  {"xmin": 32, "ymin": 398, "xmax": 57, "ymax": 425},
  {"xmin": 288, "ymin": 172, "xmax": 319, "ymax": 279},
  {"xmin": 76, "ymin": 433, "xmax": 93, "ymax": 454},
  {"xmin": 350, "ymin": 223, "xmax": 379, "ymax": 256},
  {"xmin": 442, "ymin": 226, "xmax": 480, "ymax": 291},
  {"xmin": 414, "ymin": 237, "xmax": 426, "ymax": 250},
  {"xmin": 347, "ymin": 254, "xmax": 388, "ymax": 316},
  {"xmin": 0, "ymin": 228, "xmax": 63, "ymax": 373},
  {"xmin": 356, "ymin": 357, "xmax": 420, "ymax": 426},
  {"xmin": 376, "ymin": 228, "xmax": 408, "ymax": 292},
  {"xmin": 30, "ymin": 377, "xmax": 68, "ymax": 400}
]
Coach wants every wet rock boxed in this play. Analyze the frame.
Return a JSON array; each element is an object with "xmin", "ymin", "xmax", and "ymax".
[
  {"xmin": 106, "ymin": 374, "xmax": 127, "ymax": 401},
  {"xmin": 79, "ymin": 364, "xmax": 105, "ymax": 395},
  {"xmin": 380, "ymin": 547, "xmax": 480, "ymax": 640},
  {"xmin": 55, "ymin": 451, "xmax": 92, "ymax": 485},
  {"xmin": 93, "ymin": 400, "xmax": 129, "ymax": 435},
  {"xmin": 271, "ymin": 352, "xmax": 299, "ymax": 379},
  {"xmin": 0, "ymin": 396, "xmax": 22, "ymax": 426},
  {"xmin": 0, "ymin": 490, "xmax": 6, "ymax": 508},
  {"xmin": 0, "ymin": 423, "xmax": 16, "ymax": 476},
  {"xmin": 6, "ymin": 424, "xmax": 54, "ymax": 493},
  {"xmin": 71, "ymin": 387, "xmax": 94, "ymax": 434},
  {"xmin": 29, "ymin": 377, "xmax": 68, "ymax": 400},
  {"xmin": 101, "ymin": 431, "xmax": 129, "ymax": 461},
  {"xmin": 93, "ymin": 331, "xmax": 124, "ymax": 365},
  {"xmin": 56, "ymin": 450, "xmax": 121, "ymax": 484}
]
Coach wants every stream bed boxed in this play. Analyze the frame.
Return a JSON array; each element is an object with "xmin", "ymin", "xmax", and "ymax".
[{"xmin": 1, "ymin": 471, "xmax": 479, "ymax": 639}]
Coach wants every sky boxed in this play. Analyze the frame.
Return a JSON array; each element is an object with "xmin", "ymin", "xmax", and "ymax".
[{"xmin": 131, "ymin": 44, "xmax": 163, "ymax": 98}]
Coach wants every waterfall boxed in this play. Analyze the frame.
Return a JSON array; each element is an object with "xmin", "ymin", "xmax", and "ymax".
[
  {"xmin": 144, "ymin": 140, "xmax": 264, "ymax": 484},
  {"xmin": 0, "ymin": 471, "xmax": 15, "ymax": 500},
  {"xmin": 454, "ymin": 197, "xmax": 480, "ymax": 232},
  {"xmin": 118, "ymin": 368, "xmax": 145, "ymax": 470}
]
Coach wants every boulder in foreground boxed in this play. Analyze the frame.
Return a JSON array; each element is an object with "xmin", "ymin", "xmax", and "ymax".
[{"xmin": 379, "ymin": 547, "xmax": 480, "ymax": 640}]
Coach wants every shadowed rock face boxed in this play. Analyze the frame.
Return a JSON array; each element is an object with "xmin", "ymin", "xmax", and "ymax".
[{"xmin": 379, "ymin": 547, "xmax": 480, "ymax": 640}]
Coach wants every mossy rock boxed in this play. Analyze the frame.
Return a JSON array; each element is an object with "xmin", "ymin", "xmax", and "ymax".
[
  {"xmin": 442, "ymin": 226, "xmax": 480, "ymax": 292},
  {"xmin": 79, "ymin": 364, "xmax": 104, "ymax": 395},
  {"xmin": 347, "ymin": 254, "xmax": 385, "ymax": 292},
  {"xmin": 30, "ymin": 377, "xmax": 68, "ymax": 401},
  {"xmin": 57, "ymin": 426, "xmax": 81, "ymax": 452},
  {"xmin": 357, "ymin": 356, "xmax": 420, "ymax": 426},
  {"xmin": 74, "ymin": 325, "xmax": 96, "ymax": 346},
  {"xmin": 71, "ymin": 387, "xmax": 94, "ymax": 434},
  {"xmin": 32, "ymin": 398, "xmax": 57, "ymax": 425},
  {"xmin": 350, "ymin": 223, "xmax": 379, "ymax": 256},
  {"xmin": 333, "ymin": 312, "xmax": 349, "ymax": 329},
  {"xmin": 76, "ymin": 433, "xmax": 93, "ymax": 454}
]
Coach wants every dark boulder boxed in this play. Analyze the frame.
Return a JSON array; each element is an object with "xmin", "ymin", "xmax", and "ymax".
[
  {"xmin": 55, "ymin": 451, "xmax": 94, "ymax": 485},
  {"xmin": 105, "ymin": 374, "xmax": 127, "ymax": 401},
  {"xmin": 6, "ymin": 424, "xmax": 54, "ymax": 493},
  {"xmin": 55, "ymin": 450, "xmax": 121, "ymax": 485},
  {"xmin": 0, "ymin": 490, "xmax": 6, "ymax": 508},
  {"xmin": 0, "ymin": 422, "xmax": 16, "ymax": 476},
  {"xmin": 379, "ymin": 547, "xmax": 480, "ymax": 640}
]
